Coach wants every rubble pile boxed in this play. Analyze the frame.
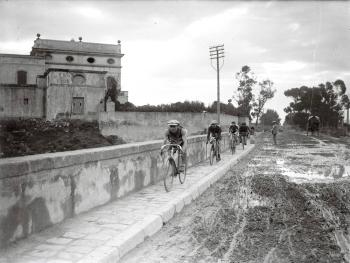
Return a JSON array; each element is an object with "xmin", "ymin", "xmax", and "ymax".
[{"xmin": 0, "ymin": 118, "xmax": 126, "ymax": 158}]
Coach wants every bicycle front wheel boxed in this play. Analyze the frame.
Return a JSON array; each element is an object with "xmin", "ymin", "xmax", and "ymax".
[
  {"xmin": 209, "ymin": 146, "xmax": 215, "ymax": 165},
  {"xmin": 179, "ymin": 162, "xmax": 186, "ymax": 184},
  {"xmin": 230, "ymin": 139, "xmax": 235, "ymax": 154},
  {"xmin": 163, "ymin": 159, "xmax": 175, "ymax": 192}
]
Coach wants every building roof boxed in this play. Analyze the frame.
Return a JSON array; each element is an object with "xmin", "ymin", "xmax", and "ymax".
[
  {"xmin": 0, "ymin": 53, "xmax": 44, "ymax": 60},
  {"xmin": 31, "ymin": 39, "xmax": 122, "ymax": 56}
]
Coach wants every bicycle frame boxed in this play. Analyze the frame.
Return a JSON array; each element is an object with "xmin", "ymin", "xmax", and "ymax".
[{"xmin": 160, "ymin": 144, "xmax": 183, "ymax": 173}]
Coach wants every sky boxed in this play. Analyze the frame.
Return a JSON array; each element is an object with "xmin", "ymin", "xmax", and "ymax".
[{"xmin": 1, "ymin": 0, "xmax": 350, "ymax": 121}]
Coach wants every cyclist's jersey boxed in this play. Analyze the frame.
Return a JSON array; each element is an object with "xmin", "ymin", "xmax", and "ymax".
[
  {"xmin": 229, "ymin": 124, "xmax": 239, "ymax": 134},
  {"xmin": 271, "ymin": 124, "xmax": 278, "ymax": 135},
  {"xmin": 250, "ymin": 127, "xmax": 255, "ymax": 135},
  {"xmin": 239, "ymin": 125, "xmax": 249, "ymax": 135},
  {"xmin": 165, "ymin": 126, "xmax": 187, "ymax": 145},
  {"xmin": 207, "ymin": 125, "xmax": 222, "ymax": 140}
]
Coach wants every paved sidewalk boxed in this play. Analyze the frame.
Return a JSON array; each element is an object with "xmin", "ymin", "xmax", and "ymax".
[{"xmin": 0, "ymin": 144, "xmax": 255, "ymax": 263}]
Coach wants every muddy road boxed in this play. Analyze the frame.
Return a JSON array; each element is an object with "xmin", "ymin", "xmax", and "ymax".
[{"xmin": 120, "ymin": 131, "xmax": 350, "ymax": 263}]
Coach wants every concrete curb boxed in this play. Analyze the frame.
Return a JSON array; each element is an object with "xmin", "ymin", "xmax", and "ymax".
[{"xmin": 86, "ymin": 144, "xmax": 256, "ymax": 263}]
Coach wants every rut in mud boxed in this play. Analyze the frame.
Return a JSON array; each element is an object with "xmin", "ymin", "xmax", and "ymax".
[{"xmin": 121, "ymin": 131, "xmax": 350, "ymax": 263}]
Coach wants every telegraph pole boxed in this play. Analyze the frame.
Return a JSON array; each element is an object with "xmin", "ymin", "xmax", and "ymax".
[{"xmin": 209, "ymin": 44, "xmax": 224, "ymax": 124}]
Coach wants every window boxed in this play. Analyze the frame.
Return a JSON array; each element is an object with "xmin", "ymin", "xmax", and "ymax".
[
  {"xmin": 66, "ymin": 56, "xmax": 74, "ymax": 62},
  {"xmin": 17, "ymin": 71, "xmax": 27, "ymax": 85},
  {"xmin": 72, "ymin": 97, "xmax": 84, "ymax": 115},
  {"xmin": 87, "ymin": 57, "xmax": 95, "ymax": 63},
  {"xmin": 107, "ymin": 58, "xmax": 115, "ymax": 64},
  {"xmin": 23, "ymin": 98, "xmax": 29, "ymax": 105},
  {"xmin": 45, "ymin": 54, "xmax": 53, "ymax": 60}
]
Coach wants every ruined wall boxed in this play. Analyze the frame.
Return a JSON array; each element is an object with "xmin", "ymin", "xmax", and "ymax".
[
  {"xmin": 0, "ymin": 86, "xmax": 44, "ymax": 118},
  {"xmin": 46, "ymin": 71, "xmax": 105, "ymax": 119},
  {"xmin": 99, "ymin": 111, "xmax": 250, "ymax": 142},
  {"xmin": 0, "ymin": 133, "xmax": 230, "ymax": 248},
  {"xmin": 0, "ymin": 55, "xmax": 45, "ymax": 85},
  {"xmin": 0, "ymin": 55, "xmax": 45, "ymax": 119}
]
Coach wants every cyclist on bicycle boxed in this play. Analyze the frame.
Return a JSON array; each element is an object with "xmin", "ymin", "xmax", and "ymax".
[
  {"xmin": 163, "ymin": 120, "xmax": 187, "ymax": 172},
  {"xmin": 239, "ymin": 122, "xmax": 249, "ymax": 145},
  {"xmin": 229, "ymin": 121, "xmax": 239, "ymax": 144},
  {"xmin": 229, "ymin": 121, "xmax": 239, "ymax": 135},
  {"xmin": 206, "ymin": 120, "xmax": 222, "ymax": 160}
]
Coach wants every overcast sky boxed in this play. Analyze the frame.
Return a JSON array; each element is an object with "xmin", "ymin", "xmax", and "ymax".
[{"xmin": 1, "ymin": 0, "xmax": 350, "ymax": 121}]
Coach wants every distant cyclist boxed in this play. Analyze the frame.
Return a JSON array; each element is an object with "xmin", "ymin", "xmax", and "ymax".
[
  {"xmin": 271, "ymin": 121, "xmax": 278, "ymax": 145},
  {"xmin": 163, "ymin": 120, "xmax": 187, "ymax": 172},
  {"xmin": 250, "ymin": 126, "xmax": 255, "ymax": 135},
  {"xmin": 229, "ymin": 121, "xmax": 239, "ymax": 144},
  {"xmin": 239, "ymin": 122, "xmax": 249, "ymax": 145},
  {"xmin": 206, "ymin": 120, "xmax": 222, "ymax": 160}
]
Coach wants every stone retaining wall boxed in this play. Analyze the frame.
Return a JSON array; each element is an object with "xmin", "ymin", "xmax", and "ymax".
[{"xmin": 0, "ymin": 133, "xmax": 230, "ymax": 248}]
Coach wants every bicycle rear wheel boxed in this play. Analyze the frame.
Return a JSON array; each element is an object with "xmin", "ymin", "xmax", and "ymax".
[{"xmin": 163, "ymin": 159, "xmax": 175, "ymax": 192}]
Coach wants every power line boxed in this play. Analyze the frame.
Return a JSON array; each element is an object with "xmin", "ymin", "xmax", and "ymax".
[{"xmin": 209, "ymin": 44, "xmax": 225, "ymax": 124}]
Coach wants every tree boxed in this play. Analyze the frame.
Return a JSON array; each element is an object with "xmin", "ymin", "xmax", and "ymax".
[
  {"xmin": 284, "ymin": 80, "xmax": 348, "ymax": 128},
  {"xmin": 251, "ymin": 79, "xmax": 276, "ymax": 125},
  {"xmin": 234, "ymin": 65, "xmax": 257, "ymax": 118},
  {"xmin": 260, "ymin": 109, "xmax": 281, "ymax": 126}
]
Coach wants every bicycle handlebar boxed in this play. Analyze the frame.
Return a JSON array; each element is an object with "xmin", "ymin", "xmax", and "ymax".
[{"xmin": 160, "ymin": 144, "xmax": 183, "ymax": 153}]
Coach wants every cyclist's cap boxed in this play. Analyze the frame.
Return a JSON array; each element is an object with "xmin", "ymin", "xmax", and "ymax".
[
  {"xmin": 167, "ymin": 120, "xmax": 180, "ymax": 126},
  {"xmin": 231, "ymin": 121, "xmax": 236, "ymax": 123},
  {"xmin": 210, "ymin": 120, "xmax": 218, "ymax": 125}
]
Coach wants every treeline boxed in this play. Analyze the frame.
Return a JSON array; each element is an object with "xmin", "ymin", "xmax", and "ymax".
[
  {"xmin": 284, "ymin": 80, "xmax": 350, "ymax": 128},
  {"xmin": 115, "ymin": 100, "xmax": 240, "ymax": 115}
]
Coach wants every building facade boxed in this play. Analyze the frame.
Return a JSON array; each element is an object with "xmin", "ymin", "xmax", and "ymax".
[{"xmin": 0, "ymin": 35, "xmax": 127, "ymax": 120}]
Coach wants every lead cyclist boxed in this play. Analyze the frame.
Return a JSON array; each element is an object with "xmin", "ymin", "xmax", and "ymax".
[{"xmin": 163, "ymin": 120, "xmax": 187, "ymax": 172}]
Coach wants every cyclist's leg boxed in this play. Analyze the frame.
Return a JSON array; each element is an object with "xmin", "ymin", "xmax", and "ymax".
[{"xmin": 178, "ymin": 143, "xmax": 186, "ymax": 172}]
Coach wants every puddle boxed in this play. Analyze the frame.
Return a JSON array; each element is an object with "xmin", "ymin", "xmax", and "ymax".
[
  {"xmin": 310, "ymin": 152, "xmax": 335, "ymax": 157},
  {"xmin": 280, "ymin": 165, "xmax": 350, "ymax": 184},
  {"xmin": 274, "ymin": 159, "xmax": 350, "ymax": 183}
]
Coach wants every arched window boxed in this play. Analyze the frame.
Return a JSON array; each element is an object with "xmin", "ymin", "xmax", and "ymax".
[
  {"xmin": 17, "ymin": 71, "xmax": 27, "ymax": 85},
  {"xmin": 72, "ymin": 74, "xmax": 86, "ymax": 85}
]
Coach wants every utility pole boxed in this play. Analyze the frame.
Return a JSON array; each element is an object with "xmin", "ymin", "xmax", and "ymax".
[{"xmin": 209, "ymin": 44, "xmax": 224, "ymax": 124}]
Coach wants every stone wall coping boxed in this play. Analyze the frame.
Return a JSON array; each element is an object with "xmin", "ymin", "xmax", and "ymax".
[{"xmin": 0, "ymin": 133, "xmax": 224, "ymax": 179}]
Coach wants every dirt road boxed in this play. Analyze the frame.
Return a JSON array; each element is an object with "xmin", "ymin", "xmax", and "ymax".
[{"xmin": 120, "ymin": 131, "xmax": 350, "ymax": 263}]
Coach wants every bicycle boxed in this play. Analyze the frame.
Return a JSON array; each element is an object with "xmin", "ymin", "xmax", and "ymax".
[
  {"xmin": 240, "ymin": 132, "xmax": 247, "ymax": 150},
  {"xmin": 229, "ymin": 132, "xmax": 238, "ymax": 154},
  {"xmin": 160, "ymin": 144, "xmax": 187, "ymax": 192},
  {"xmin": 208, "ymin": 137, "xmax": 220, "ymax": 165}
]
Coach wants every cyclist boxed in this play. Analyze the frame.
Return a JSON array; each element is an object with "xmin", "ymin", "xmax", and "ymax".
[
  {"xmin": 271, "ymin": 121, "xmax": 278, "ymax": 145},
  {"xmin": 206, "ymin": 120, "xmax": 222, "ymax": 160},
  {"xmin": 163, "ymin": 120, "xmax": 187, "ymax": 172},
  {"xmin": 239, "ymin": 122, "xmax": 249, "ymax": 145},
  {"xmin": 229, "ymin": 121, "xmax": 239, "ymax": 146},
  {"xmin": 250, "ymin": 126, "xmax": 255, "ymax": 135}
]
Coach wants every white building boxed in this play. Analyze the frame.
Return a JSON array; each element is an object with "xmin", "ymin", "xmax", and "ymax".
[{"xmin": 0, "ymin": 35, "xmax": 128, "ymax": 120}]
